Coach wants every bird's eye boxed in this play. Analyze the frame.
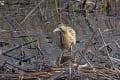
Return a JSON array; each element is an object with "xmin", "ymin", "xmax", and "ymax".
[{"xmin": 59, "ymin": 27, "xmax": 62, "ymax": 30}]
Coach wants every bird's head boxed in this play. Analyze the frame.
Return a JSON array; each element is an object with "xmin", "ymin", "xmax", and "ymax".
[{"xmin": 53, "ymin": 23, "xmax": 66, "ymax": 32}]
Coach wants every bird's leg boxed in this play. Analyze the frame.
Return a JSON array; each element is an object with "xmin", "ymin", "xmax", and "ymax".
[
  {"xmin": 70, "ymin": 46, "xmax": 72, "ymax": 58},
  {"xmin": 58, "ymin": 51, "xmax": 64, "ymax": 66},
  {"xmin": 68, "ymin": 46, "xmax": 72, "ymax": 80}
]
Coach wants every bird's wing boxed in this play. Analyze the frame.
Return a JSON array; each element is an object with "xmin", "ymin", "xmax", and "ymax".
[{"xmin": 67, "ymin": 27, "xmax": 76, "ymax": 36}]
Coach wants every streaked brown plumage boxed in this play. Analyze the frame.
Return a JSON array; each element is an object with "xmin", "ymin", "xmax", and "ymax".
[
  {"xmin": 53, "ymin": 23, "xmax": 76, "ymax": 52},
  {"xmin": 53, "ymin": 23, "xmax": 76, "ymax": 65}
]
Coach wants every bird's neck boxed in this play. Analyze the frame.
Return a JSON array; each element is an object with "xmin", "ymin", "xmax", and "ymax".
[{"xmin": 62, "ymin": 27, "xmax": 67, "ymax": 33}]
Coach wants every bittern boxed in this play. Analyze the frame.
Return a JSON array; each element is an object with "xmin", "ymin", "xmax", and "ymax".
[{"xmin": 53, "ymin": 23, "xmax": 76, "ymax": 65}]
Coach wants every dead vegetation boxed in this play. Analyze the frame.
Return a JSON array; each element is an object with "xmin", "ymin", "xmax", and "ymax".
[{"xmin": 0, "ymin": 0, "xmax": 120, "ymax": 80}]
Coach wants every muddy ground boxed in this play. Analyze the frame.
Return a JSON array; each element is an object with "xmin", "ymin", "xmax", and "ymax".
[{"xmin": 0, "ymin": 0, "xmax": 120, "ymax": 80}]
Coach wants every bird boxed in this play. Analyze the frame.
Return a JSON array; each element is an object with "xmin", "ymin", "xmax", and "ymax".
[{"xmin": 53, "ymin": 23, "xmax": 76, "ymax": 65}]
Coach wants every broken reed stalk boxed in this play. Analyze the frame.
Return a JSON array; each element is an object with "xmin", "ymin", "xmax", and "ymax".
[
  {"xmin": 82, "ymin": 0, "xmax": 95, "ymax": 33},
  {"xmin": 93, "ymin": 43, "xmax": 111, "ymax": 56},
  {"xmin": 98, "ymin": 28, "xmax": 120, "ymax": 79},
  {"xmin": 20, "ymin": 0, "xmax": 45, "ymax": 24},
  {"xmin": 0, "ymin": 71, "xmax": 53, "ymax": 79},
  {"xmin": 2, "ymin": 40, "xmax": 37, "ymax": 55},
  {"xmin": 54, "ymin": 0, "xmax": 59, "ymax": 13},
  {"xmin": 49, "ymin": 71, "xmax": 66, "ymax": 80},
  {"xmin": 110, "ymin": 57, "xmax": 120, "ymax": 64},
  {"xmin": 78, "ymin": 51, "xmax": 95, "ymax": 71},
  {"xmin": 79, "ymin": 29, "xmax": 98, "ymax": 62},
  {"xmin": 114, "ymin": 40, "xmax": 120, "ymax": 49},
  {"xmin": 5, "ymin": 61, "xmax": 27, "ymax": 72}
]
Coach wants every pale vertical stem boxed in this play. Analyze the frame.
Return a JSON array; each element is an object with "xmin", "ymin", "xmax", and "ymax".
[
  {"xmin": 68, "ymin": 60, "xmax": 72, "ymax": 80},
  {"xmin": 68, "ymin": 46, "xmax": 73, "ymax": 80},
  {"xmin": 54, "ymin": 0, "xmax": 59, "ymax": 13}
]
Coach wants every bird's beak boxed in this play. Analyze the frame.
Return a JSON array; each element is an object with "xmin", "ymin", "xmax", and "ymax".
[{"xmin": 53, "ymin": 28, "xmax": 60, "ymax": 32}]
